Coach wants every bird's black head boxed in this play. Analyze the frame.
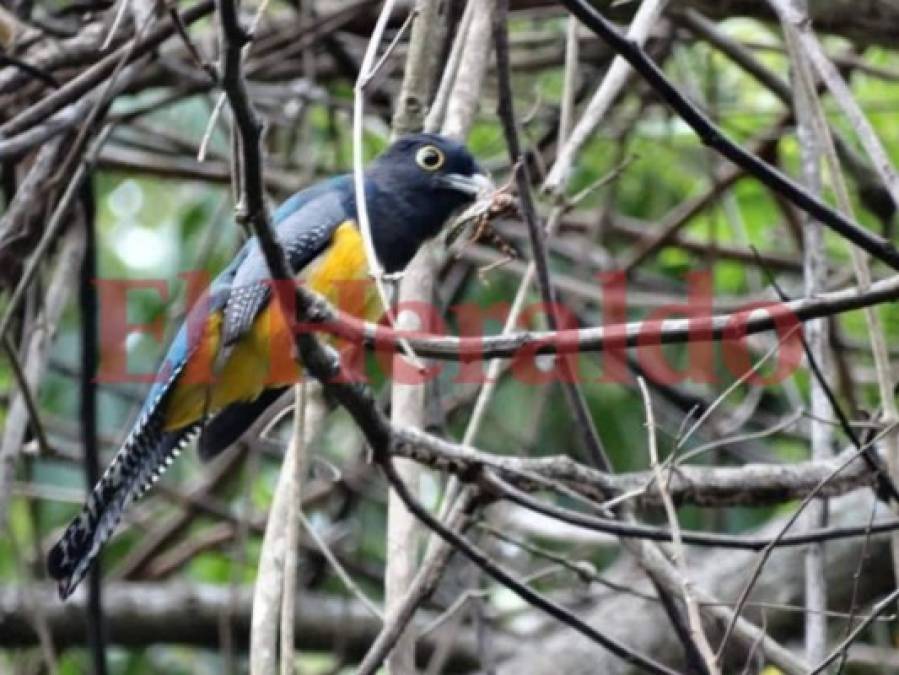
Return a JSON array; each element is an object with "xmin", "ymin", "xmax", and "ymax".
[{"xmin": 363, "ymin": 133, "xmax": 491, "ymax": 272}]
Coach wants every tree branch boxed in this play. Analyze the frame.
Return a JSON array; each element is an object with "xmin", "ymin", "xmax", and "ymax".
[{"xmin": 559, "ymin": 0, "xmax": 899, "ymax": 271}]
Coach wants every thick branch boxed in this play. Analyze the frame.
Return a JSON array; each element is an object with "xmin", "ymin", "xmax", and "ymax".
[
  {"xmin": 292, "ymin": 270, "xmax": 899, "ymax": 361},
  {"xmin": 497, "ymin": 490, "xmax": 894, "ymax": 674},
  {"xmin": 392, "ymin": 429, "xmax": 877, "ymax": 509},
  {"xmin": 0, "ymin": 583, "xmax": 490, "ymax": 670}
]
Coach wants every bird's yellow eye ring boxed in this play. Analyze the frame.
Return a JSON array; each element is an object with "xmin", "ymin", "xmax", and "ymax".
[{"xmin": 415, "ymin": 145, "xmax": 445, "ymax": 171}]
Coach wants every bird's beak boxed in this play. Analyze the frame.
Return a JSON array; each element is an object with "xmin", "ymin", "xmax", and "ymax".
[{"xmin": 437, "ymin": 172, "xmax": 495, "ymax": 199}]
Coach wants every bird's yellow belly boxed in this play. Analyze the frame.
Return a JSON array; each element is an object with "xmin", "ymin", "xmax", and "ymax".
[{"xmin": 162, "ymin": 221, "xmax": 379, "ymax": 430}]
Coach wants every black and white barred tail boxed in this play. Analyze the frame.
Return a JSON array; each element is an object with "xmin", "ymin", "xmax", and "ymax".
[{"xmin": 47, "ymin": 396, "xmax": 198, "ymax": 599}]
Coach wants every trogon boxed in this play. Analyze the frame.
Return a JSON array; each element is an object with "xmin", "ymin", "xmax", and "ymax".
[{"xmin": 48, "ymin": 133, "xmax": 491, "ymax": 599}]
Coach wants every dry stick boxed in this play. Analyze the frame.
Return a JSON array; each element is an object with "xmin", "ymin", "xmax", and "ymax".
[
  {"xmin": 466, "ymin": 469, "xmax": 877, "ymax": 670},
  {"xmin": 0, "ymin": 53, "xmax": 60, "ymax": 88},
  {"xmin": 0, "ymin": 57, "xmax": 167, "ymax": 163},
  {"xmin": 0, "ymin": 135, "xmax": 64, "ymax": 251},
  {"xmin": 381, "ymin": 1, "xmax": 496, "ymax": 666},
  {"xmin": 493, "ymin": 0, "xmax": 609, "ymax": 471},
  {"xmin": 209, "ymin": 3, "xmax": 334, "ymax": 673},
  {"xmin": 167, "ymin": 5, "xmax": 218, "ymax": 84},
  {"xmin": 279, "ymin": 381, "xmax": 307, "ymax": 675},
  {"xmin": 422, "ymin": 0, "xmax": 475, "ymax": 133},
  {"xmin": 797, "ymin": 4, "xmax": 899, "ymax": 467},
  {"xmin": 2, "ymin": 239, "xmax": 86, "ymax": 515},
  {"xmin": 446, "ymin": 6, "xmax": 585, "ymax": 602},
  {"xmin": 249, "ymin": 386, "xmax": 326, "ymax": 675},
  {"xmin": 781, "ymin": 14, "xmax": 832, "ymax": 666},
  {"xmin": 638, "ymin": 377, "xmax": 719, "ymax": 674},
  {"xmin": 535, "ymin": 14, "xmax": 723, "ymax": 659},
  {"xmin": 432, "ymin": 1, "xmax": 522, "ymax": 504},
  {"xmin": 619, "ymin": 125, "xmax": 782, "ymax": 274},
  {"xmin": 213, "ymin": 1, "xmax": 281, "ymax": 668},
  {"xmin": 676, "ymin": 410, "xmax": 802, "ymax": 465},
  {"xmin": 558, "ymin": 0, "xmax": 899, "ymax": 271},
  {"xmin": 0, "ymin": 582, "xmax": 490, "ymax": 663},
  {"xmin": 461, "ymin": 3, "xmax": 632, "ymax": 452},
  {"xmin": 782, "ymin": 11, "xmax": 899, "ymax": 648},
  {"xmin": 477, "ymin": 522, "xmax": 658, "ymax": 601},
  {"xmin": 223, "ymin": 437, "xmax": 254, "ymax": 673},
  {"xmin": 557, "ymin": 15, "xmax": 579, "ymax": 147},
  {"xmin": 101, "ymin": 0, "xmax": 132, "ymax": 51},
  {"xmin": 543, "ymin": 0, "xmax": 668, "ymax": 194},
  {"xmin": 351, "ymin": 0, "xmax": 423, "ymax": 369},
  {"xmin": 768, "ymin": 0, "xmax": 899, "ymax": 209},
  {"xmin": 676, "ymin": 326, "xmax": 800, "ymax": 453},
  {"xmin": 6, "ymin": 527, "xmax": 59, "ymax": 674},
  {"xmin": 408, "ymin": 7, "xmax": 503, "ymax": 659},
  {"xmin": 621, "ymin": 330, "xmax": 798, "ymax": 507},
  {"xmin": 436, "ymin": 0, "xmax": 494, "ymax": 141},
  {"xmin": 384, "ymin": 1, "xmax": 449, "ymax": 671},
  {"xmin": 425, "ymin": 2, "xmax": 492, "ymax": 464},
  {"xmin": 57, "ymin": 32, "xmax": 150, "ymax": 184},
  {"xmin": 417, "ymin": 587, "xmax": 491, "ymax": 645},
  {"xmin": 356, "ymin": 490, "xmax": 476, "ymax": 675},
  {"xmin": 389, "ymin": 0, "xmax": 444, "ymax": 137}
]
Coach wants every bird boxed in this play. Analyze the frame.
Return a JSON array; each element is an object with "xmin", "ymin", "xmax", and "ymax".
[{"xmin": 48, "ymin": 132, "xmax": 491, "ymax": 599}]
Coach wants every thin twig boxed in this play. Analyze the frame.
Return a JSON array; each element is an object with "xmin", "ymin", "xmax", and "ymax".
[
  {"xmin": 493, "ymin": 0, "xmax": 609, "ymax": 470},
  {"xmin": 351, "ymin": 0, "xmax": 423, "ymax": 369},
  {"xmin": 544, "ymin": 0, "xmax": 668, "ymax": 194},
  {"xmin": 279, "ymin": 380, "xmax": 307, "ymax": 675},
  {"xmin": 811, "ymin": 586, "xmax": 899, "ymax": 673},
  {"xmin": 638, "ymin": 377, "xmax": 719, "ymax": 674},
  {"xmin": 2, "ymin": 335, "xmax": 51, "ymax": 457},
  {"xmin": 298, "ymin": 511, "xmax": 383, "ymax": 620}
]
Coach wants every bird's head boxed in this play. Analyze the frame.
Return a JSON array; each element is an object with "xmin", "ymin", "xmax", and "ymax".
[{"xmin": 364, "ymin": 133, "xmax": 492, "ymax": 271}]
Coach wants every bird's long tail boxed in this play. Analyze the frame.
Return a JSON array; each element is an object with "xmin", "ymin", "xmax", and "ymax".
[{"xmin": 47, "ymin": 399, "xmax": 198, "ymax": 599}]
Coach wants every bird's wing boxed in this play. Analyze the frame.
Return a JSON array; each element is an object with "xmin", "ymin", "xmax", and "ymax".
[
  {"xmin": 220, "ymin": 179, "xmax": 353, "ymax": 346},
  {"xmin": 141, "ymin": 176, "xmax": 352, "ymax": 409}
]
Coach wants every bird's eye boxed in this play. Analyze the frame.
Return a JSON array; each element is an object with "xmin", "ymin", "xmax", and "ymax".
[{"xmin": 415, "ymin": 145, "xmax": 445, "ymax": 171}]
